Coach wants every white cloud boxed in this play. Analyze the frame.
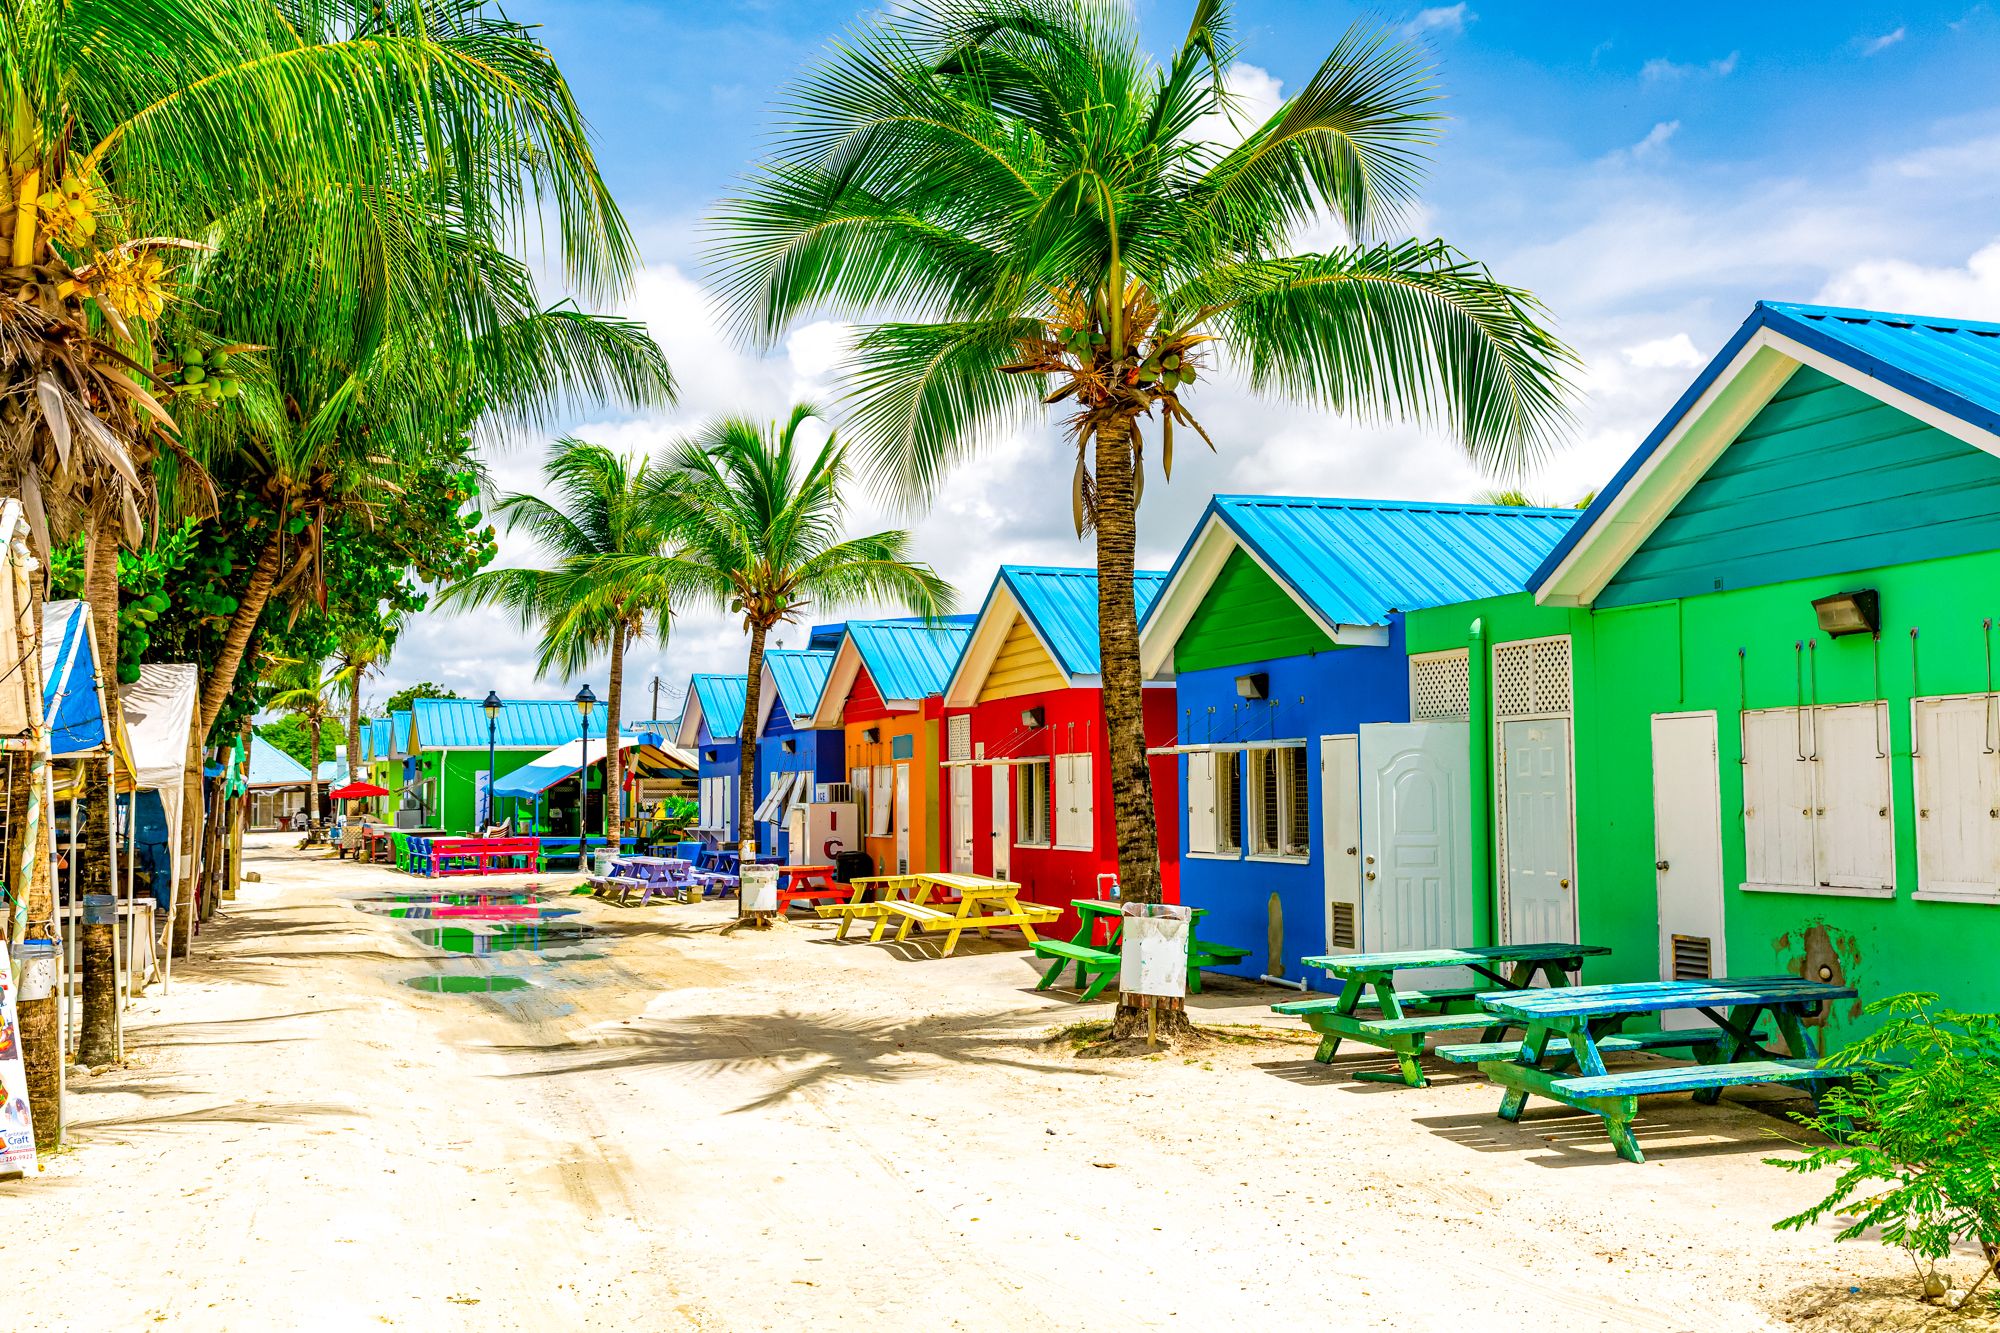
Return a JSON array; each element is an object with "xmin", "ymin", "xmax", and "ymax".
[
  {"xmin": 1190, "ymin": 63, "xmax": 1285, "ymax": 155},
  {"xmin": 1641, "ymin": 50, "xmax": 1738, "ymax": 81},
  {"xmin": 1404, "ymin": 4, "xmax": 1472, "ymax": 37},
  {"xmin": 1860, "ymin": 27, "xmax": 1907, "ymax": 54},
  {"xmin": 1622, "ymin": 332, "xmax": 1704, "ymax": 369},
  {"xmin": 1815, "ymin": 238, "xmax": 2000, "ymax": 319},
  {"xmin": 1601, "ymin": 119, "xmax": 1680, "ymax": 165}
]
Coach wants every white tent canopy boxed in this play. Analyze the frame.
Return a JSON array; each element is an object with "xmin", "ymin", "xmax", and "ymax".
[{"xmin": 120, "ymin": 663, "xmax": 200, "ymax": 902}]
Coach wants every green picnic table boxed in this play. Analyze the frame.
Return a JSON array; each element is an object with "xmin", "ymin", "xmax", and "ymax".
[
  {"xmin": 1465, "ymin": 975, "xmax": 1856, "ymax": 1163},
  {"xmin": 1032, "ymin": 899, "xmax": 1251, "ymax": 1001},
  {"xmin": 1278, "ymin": 942, "xmax": 1612, "ymax": 1087}
]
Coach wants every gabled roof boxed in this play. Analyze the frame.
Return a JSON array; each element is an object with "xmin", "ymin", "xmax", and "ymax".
[
  {"xmin": 1139, "ymin": 496, "xmax": 1579, "ymax": 677},
  {"xmin": 410, "ymin": 696, "xmax": 612, "ymax": 751},
  {"xmin": 801, "ymin": 617, "xmax": 975, "ymax": 724},
  {"xmin": 369, "ymin": 718, "xmax": 392, "ymax": 762},
  {"xmin": 676, "ymin": 673, "xmax": 749, "ymax": 747},
  {"xmin": 1534, "ymin": 302, "xmax": 2000, "ymax": 606},
  {"xmin": 246, "ymin": 733, "xmax": 312, "ymax": 787},
  {"xmin": 758, "ymin": 649, "xmax": 836, "ymax": 734},
  {"xmin": 390, "ymin": 710, "xmax": 413, "ymax": 756},
  {"xmin": 945, "ymin": 566, "xmax": 1167, "ymax": 706}
]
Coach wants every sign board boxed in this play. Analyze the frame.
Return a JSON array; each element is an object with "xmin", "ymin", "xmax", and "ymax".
[
  {"xmin": 1119, "ymin": 903, "xmax": 1192, "ymax": 998},
  {"xmin": 740, "ymin": 863, "xmax": 779, "ymax": 914},
  {"xmin": 0, "ymin": 950, "xmax": 38, "ymax": 1171}
]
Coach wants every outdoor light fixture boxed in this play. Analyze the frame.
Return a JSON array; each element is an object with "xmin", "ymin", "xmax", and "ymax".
[
  {"xmin": 1020, "ymin": 706, "xmax": 1046, "ymax": 729},
  {"xmin": 573, "ymin": 683, "xmax": 597, "ymax": 718},
  {"xmin": 574, "ymin": 684, "xmax": 599, "ymax": 840},
  {"xmin": 862, "ymin": 726, "xmax": 881, "ymax": 743},
  {"xmin": 482, "ymin": 692, "xmax": 504, "ymax": 830},
  {"xmin": 1812, "ymin": 589, "xmax": 1881, "ymax": 638},
  {"xmin": 482, "ymin": 690, "xmax": 503, "ymax": 723},
  {"xmin": 1235, "ymin": 672, "xmax": 1270, "ymax": 700}
]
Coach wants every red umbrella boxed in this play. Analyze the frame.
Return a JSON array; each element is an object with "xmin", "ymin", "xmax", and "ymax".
[{"xmin": 328, "ymin": 781, "xmax": 389, "ymax": 800}]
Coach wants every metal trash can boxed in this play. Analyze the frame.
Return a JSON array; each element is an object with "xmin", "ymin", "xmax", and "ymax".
[{"xmin": 13, "ymin": 939, "xmax": 58, "ymax": 1003}]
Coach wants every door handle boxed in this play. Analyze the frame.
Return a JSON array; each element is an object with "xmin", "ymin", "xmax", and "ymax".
[
  {"xmin": 1655, "ymin": 860, "xmax": 1669, "ymax": 871},
  {"xmin": 1365, "ymin": 871, "xmax": 1377, "ymax": 881},
  {"xmin": 1345, "ymin": 846, "xmax": 1357, "ymax": 855},
  {"xmin": 1559, "ymin": 879, "xmax": 1570, "ymax": 889}
]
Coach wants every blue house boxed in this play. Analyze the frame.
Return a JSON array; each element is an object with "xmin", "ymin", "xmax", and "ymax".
[
  {"xmin": 676, "ymin": 673, "xmax": 749, "ymax": 841},
  {"xmin": 751, "ymin": 649, "xmax": 845, "ymax": 860},
  {"xmin": 1137, "ymin": 496, "xmax": 1577, "ymax": 988}
]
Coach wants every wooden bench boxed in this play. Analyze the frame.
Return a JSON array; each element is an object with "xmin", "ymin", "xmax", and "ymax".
[
  {"xmin": 1186, "ymin": 942, "xmax": 1251, "ymax": 992},
  {"xmin": 1031, "ymin": 939, "xmax": 1122, "ymax": 1001},
  {"xmin": 877, "ymin": 897, "xmax": 1060, "ymax": 956},
  {"xmin": 1553, "ymin": 1058, "xmax": 1827, "ymax": 1101},
  {"xmin": 1272, "ymin": 985, "xmax": 1488, "ymax": 1018},
  {"xmin": 1435, "ymin": 1027, "xmax": 1757, "ymax": 1064},
  {"xmin": 815, "ymin": 899, "xmax": 899, "ymax": 940}
]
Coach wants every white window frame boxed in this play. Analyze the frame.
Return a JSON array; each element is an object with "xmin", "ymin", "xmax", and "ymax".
[
  {"xmin": 1912, "ymin": 693, "xmax": 2000, "ymax": 904},
  {"xmin": 1214, "ymin": 749, "xmax": 1243, "ymax": 855},
  {"xmin": 1247, "ymin": 746, "xmax": 1310, "ymax": 862},
  {"xmin": 1015, "ymin": 759, "xmax": 1052, "ymax": 847},
  {"xmin": 1741, "ymin": 702, "xmax": 1894, "ymax": 899}
]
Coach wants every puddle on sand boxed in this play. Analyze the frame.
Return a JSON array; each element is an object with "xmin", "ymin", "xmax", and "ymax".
[
  {"xmin": 410, "ymin": 925, "xmax": 602, "ymax": 958},
  {"xmin": 404, "ymin": 974, "xmax": 533, "ymax": 994},
  {"xmin": 374, "ymin": 890, "xmax": 547, "ymax": 906},
  {"xmin": 355, "ymin": 902, "xmax": 580, "ymax": 921}
]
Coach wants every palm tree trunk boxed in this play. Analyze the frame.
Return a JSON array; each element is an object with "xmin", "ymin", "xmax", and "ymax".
[
  {"xmin": 1094, "ymin": 414, "xmax": 1186, "ymax": 1040},
  {"xmin": 84, "ymin": 499, "xmax": 121, "ymax": 694},
  {"xmin": 171, "ymin": 716, "xmax": 202, "ymax": 959},
  {"xmin": 604, "ymin": 626, "xmax": 624, "ymax": 844},
  {"xmin": 345, "ymin": 667, "xmax": 363, "ymax": 801},
  {"xmin": 198, "ymin": 527, "xmax": 283, "ymax": 742},
  {"xmin": 76, "ymin": 755, "xmax": 118, "ymax": 1066},
  {"xmin": 306, "ymin": 717, "xmax": 321, "ymax": 831},
  {"xmin": 738, "ymin": 620, "xmax": 768, "ymax": 861}
]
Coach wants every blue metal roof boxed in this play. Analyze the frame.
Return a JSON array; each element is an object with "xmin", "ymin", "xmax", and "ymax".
[
  {"xmin": 390, "ymin": 710, "xmax": 413, "ymax": 754},
  {"xmin": 1150, "ymin": 496, "xmax": 1579, "ymax": 634},
  {"xmin": 848, "ymin": 617, "xmax": 975, "ymax": 701},
  {"xmin": 41, "ymin": 600, "xmax": 106, "ymax": 756},
  {"xmin": 368, "ymin": 718, "xmax": 392, "ymax": 762},
  {"xmin": 689, "ymin": 674, "xmax": 749, "ymax": 741},
  {"xmin": 1530, "ymin": 301, "xmax": 2000, "ymax": 590},
  {"xmin": 764, "ymin": 650, "xmax": 835, "ymax": 723},
  {"xmin": 994, "ymin": 566, "xmax": 1167, "ymax": 677},
  {"xmin": 246, "ymin": 734, "xmax": 312, "ymax": 786},
  {"xmin": 411, "ymin": 696, "xmax": 611, "ymax": 750}
]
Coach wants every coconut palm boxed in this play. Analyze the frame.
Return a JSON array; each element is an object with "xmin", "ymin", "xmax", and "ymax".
[
  {"xmin": 332, "ymin": 618, "xmax": 401, "ymax": 797},
  {"xmin": 267, "ymin": 661, "xmax": 341, "ymax": 824},
  {"xmin": 710, "ymin": 0, "xmax": 1575, "ymax": 1021},
  {"xmin": 435, "ymin": 439, "xmax": 681, "ymax": 843},
  {"xmin": 654, "ymin": 405, "xmax": 950, "ymax": 875}
]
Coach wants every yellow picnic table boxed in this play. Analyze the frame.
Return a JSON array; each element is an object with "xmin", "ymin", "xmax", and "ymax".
[{"xmin": 816, "ymin": 871, "xmax": 1058, "ymax": 955}]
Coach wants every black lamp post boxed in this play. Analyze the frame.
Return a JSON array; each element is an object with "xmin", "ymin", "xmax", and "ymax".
[
  {"xmin": 482, "ymin": 692, "xmax": 504, "ymax": 829},
  {"xmin": 574, "ymin": 684, "xmax": 597, "ymax": 842}
]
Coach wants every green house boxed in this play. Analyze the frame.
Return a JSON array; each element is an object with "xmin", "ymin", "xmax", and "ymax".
[
  {"xmin": 1402, "ymin": 301, "xmax": 2000, "ymax": 1043},
  {"xmin": 408, "ymin": 696, "xmax": 612, "ymax": 834}
]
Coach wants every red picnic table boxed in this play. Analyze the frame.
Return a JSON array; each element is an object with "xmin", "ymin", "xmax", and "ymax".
[
  {"xmin": 775, "ymin": 864, "xmax": 844, "ymax": 914},
  {"xmin": 429, "ymin": 836, "xmax": 541, "ymax": 877}
]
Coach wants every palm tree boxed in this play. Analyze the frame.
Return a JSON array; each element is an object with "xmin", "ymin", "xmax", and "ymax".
[
  {"xmin": 711, "ymin": 1, "xmax": 1575, "ymax": 1026},
  {"xmin": 656, "ymin": 405, "xmax": 950, "ymax": 880},
  {"xmin": 332, "ymin": 619, "xmax": 400, "ymax": 805},
  {"xmin": 435, "ymin": 439, "xmax": 680, "ymax": 843},
  {"xmin": 267, "ymin": 661, "xmax": 341, "ymax": 826}
]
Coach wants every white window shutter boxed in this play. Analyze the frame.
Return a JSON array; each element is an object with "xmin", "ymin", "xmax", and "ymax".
[
  {"xmin": 1187, "ymin": 752, "xmax": 1216, "ymax": 854},
  {"xmin": 1812, "ymin": 703, "xmax": 1893, "ymax": 891},
  {"xmin": 1073, "ymin": 753, "xmax": 1094, "ymax": 851},
  {"xmin": 1742, "ymin": 709, "xmax": 1814, "ymax": 889},
  {"xmin": 1915, "ymin": 696, "xmax": 2000, "ymax": 898}
]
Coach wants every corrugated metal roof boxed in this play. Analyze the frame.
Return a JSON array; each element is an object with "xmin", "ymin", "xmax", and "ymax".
[
  {"xmin": 368, "ymin": 718, "xmax": 392, "ymax": 762},
  {"xmin": 391, "ymin": 710, "xmax": 413, "ymax": 754},
  {"xmin": 999, "ymin": 566, "xmax": 1168, "ymax": 677},
  {"xmin": 1532, "ymin": 301, "xmax": 2000, "ymax": 591},
  {"xmin": 411, "ymin": 696, "xmax": 612, "ymax": 750},
  {"xmin": 1157, "ymin": 496, "xmax": 1579, "ymax": 631},
  {"xmin": 689, "ymin": 674, "xmax": 749, "ymax": 741},
  {"xmin": 764, "ymin": 650, "xmax": 835, "ymax": 722},
  {"xmin": 246, "ymin": 733, "xmax": 311, "ymax": 786},
  {"xmin": 848, "ymin": 618, "xmax": 975, "ymax": 701}
]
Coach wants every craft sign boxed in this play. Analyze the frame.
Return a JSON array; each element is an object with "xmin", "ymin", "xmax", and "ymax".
[{"xmin": 0, "ymin": 958, "xmax": 37, "ymax": 1171}]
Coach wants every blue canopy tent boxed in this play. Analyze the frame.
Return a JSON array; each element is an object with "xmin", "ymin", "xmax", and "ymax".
[{"xmin": 491, "ymin": 731, "xmax": 691, "ymax": 850}]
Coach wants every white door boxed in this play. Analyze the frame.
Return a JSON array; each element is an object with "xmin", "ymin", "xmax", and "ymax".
[
  {"xmin": 1652, "ymin": 712, "xmax": 1726, "ymax": 1012},
  {"xmin": 1500, "ymin": 718, "xmax": 1576, "ymax": 945},
  {"xmin": 990, "ymin": 765, "xmax": 1010, "ymax": 880},
  {"xmin": 894, "ymin": 762, "xmax": 911, "ymax": 872},
  {"xmin": 1359, "ymin": 721, "xmax": 1471, "ymax": 969},
  {"xmin": 951, "ymin": 764, "xmax": 974, "ymax": 873},
  {"xmin": 1319, "ymin": 735, "xmax": 1362, "ymax": 954}
]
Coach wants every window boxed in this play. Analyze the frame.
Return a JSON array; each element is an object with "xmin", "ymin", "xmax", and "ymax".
[
  {"xmin": 1215, "ymin": 750, "xmax": 1243, "ymax": 854},
  {"xmin": 1016, "ymin": 760, "xmax": 1052, "ymax": 845},
  {"xmin": 1248, "ymin": 746, "xmax": 1310, "ymax": 859},
  {"xmin": 1052, "ymin": 753, "xmax": 1094, "ymax": 850},
  {"xmin": 1410, "ymin": 650, "xmax": 1471, "ymax": 721},
  {"xmin": 1913, "ymin": 695, "xmax": 2000, "ymax": 902},
  {"xmin": 1741, "ymin": 703, "xmax": 1892, "ymax": 895}
]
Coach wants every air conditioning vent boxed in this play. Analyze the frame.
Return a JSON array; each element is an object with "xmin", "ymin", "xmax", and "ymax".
[
  {"xmin": 816, "ymin": 782, "xmax": 853, "ymax": 803},
  {"xmin": 1670, "ymin": 934, "xmax": 1712, "ymax": 981},
  {"xmin": 1330, "ymin": 902, "xmax": 1358, "ymax": 950}
]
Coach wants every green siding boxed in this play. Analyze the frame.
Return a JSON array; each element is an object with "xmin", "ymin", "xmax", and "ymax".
[
  {"xmin": 1174, "ymin": 548, "xmax": 1335, "ymax": 673},
  {"xmin": 1603, "ymin": 367, "xmax": 2000, "ymax": 607}
]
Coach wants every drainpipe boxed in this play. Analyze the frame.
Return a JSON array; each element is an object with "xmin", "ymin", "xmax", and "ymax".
[{"xmin": 1466, "ymin": 617, "xmax": 1497, "ymax": 947}]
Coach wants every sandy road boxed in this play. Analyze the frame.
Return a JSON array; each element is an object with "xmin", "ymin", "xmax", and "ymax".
[{"xmin": 0, "ymin": 834, "xmax": 1932, "ymax": 1331}]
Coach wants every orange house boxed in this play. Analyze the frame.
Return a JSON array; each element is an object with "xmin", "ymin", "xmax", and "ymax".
[{"xmin": 801, "ymin": 618, "xmax": 973, "ymax": 878}]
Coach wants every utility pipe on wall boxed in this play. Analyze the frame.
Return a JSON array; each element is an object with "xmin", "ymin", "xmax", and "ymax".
[{"xmin": 1466, "ymin": 617, "xmax": 1498, "ymax": 948}]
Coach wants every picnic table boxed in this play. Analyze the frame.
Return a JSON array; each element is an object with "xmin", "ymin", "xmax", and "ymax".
[
  {"xmin": 1032, "ymin": 899, "xmax": 1252, "ymax": 1001},
  {"xmin": 1463, "ymin": 975, "xmax": 1857, "ymax": 1163},
  {"xmin": 591, "ymin": 855, "xmax": 693, "ymax": 906},
  {"xmin": 1276, "ymin": 943, "xmax": 1612, "ymax": 1088},
  {"xmin": 814, "ymin": 872, "xmax": 1059, "ymax": 956},
  {"xmin": 428, "ymin": 836, "xmax": 541, "ymax": 876},
  {"xmin": 774, "ymin": 864, "xmax": 843, "ymax": 914}
]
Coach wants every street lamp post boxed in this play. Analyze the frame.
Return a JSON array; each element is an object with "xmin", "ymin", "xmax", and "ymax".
[
  {"xmin": 574, "ymin": 684, "xmax": 597, "ymax": 847},
  {"xmin": 482, "ymin": 692, "xmax": 504, "ymax": 831}
]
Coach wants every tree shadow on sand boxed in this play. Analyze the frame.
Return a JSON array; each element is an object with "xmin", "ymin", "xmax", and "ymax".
[{"xmin": 479, "ymin": 1008, "xmax": 1111, "ymax": 1113}]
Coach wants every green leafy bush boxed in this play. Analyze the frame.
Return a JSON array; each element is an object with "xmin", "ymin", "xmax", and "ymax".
[{"xmin": 1769, "ymin": 992, "xmax": 2000, "ymax": 1309}]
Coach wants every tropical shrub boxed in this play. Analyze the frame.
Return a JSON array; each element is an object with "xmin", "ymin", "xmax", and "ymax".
[{"xmin": 1769, "ymin": 993, "xmax": 2000, "ymax": 1308}]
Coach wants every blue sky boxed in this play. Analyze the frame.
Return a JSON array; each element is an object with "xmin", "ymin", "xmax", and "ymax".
[{"xmin": 379, "ymin": 1, "xmax": 2000, "ymax": 712}]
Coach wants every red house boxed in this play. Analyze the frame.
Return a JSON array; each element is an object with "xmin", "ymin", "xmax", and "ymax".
[{"xmin": 939, "ymin": 566, "xmax": 1180, "ymax": 935}]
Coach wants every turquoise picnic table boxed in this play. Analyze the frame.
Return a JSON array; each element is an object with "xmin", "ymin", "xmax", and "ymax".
[
  {"xmin": 1277, "ymin": 942, "xmax": 1612, "ymax": 1087},
  {"xmin": 1032, "ymin": 899, "xmax": 1252, "ymax": 1001},
  {"xmin": 1464, "ymin": 974, "xmax": 1857, "ymax": 1163}
]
